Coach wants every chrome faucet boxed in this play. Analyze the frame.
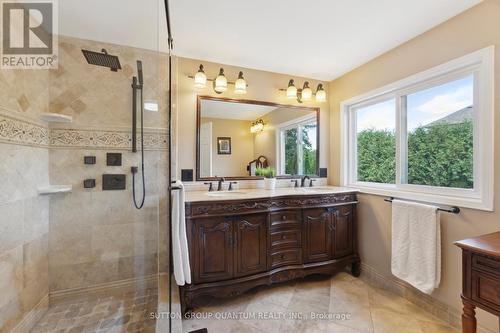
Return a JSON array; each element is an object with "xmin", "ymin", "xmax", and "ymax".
[
  {"xmin": 300, "ymin": 175, "xmax": 310, "ymax": 187},
  {"xmin": 217, "ymin": 177, "xmax": 226, "ymax": 191}
]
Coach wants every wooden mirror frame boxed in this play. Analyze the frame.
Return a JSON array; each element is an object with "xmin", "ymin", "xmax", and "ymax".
[{"xmin": 196, "ymin": 95, "xmax": 320, "ymax": 181}]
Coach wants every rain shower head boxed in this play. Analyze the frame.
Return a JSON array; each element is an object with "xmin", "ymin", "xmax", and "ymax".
[{"xmin": 81, "ymin": 48, "xmax": 122, "ymax": 72}]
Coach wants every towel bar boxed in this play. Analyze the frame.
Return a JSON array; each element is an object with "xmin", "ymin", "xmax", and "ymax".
[{"xmin": 384, "ymin": 197, "xmax": 460, "ymax": 214}]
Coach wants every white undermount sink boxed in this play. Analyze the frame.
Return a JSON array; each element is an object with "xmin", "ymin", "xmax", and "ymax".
[{"xmin": 205, "ymin": 191, "xmax": 247, "ymax": 197}]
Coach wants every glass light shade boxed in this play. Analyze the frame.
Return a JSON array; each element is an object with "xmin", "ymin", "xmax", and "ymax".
[
  {"xmin": 194, "ymin": 71, "xmax": 207, "ymax": 88},
  {"xmin": 286, "ymin": 81, "xmax": 297, "ymax": 98},
  {"xmin": 302, "ymin": 87, "xmax": 312, "ymax": 101},
  {"xmin": 194, "ymin": 64, "xmax": 207, "ymax": 88},
  {"xmin": 214, "ymin": 68, "xmax": 228, "ymax": 93},
  {"xmin": 234, "ymin": 72, "xmax": 247, "ymax": 94},
  {"xmin": 255, "ymin": 122, "xmax": 264, "ymax": 132},
  {"xmin": 315, "ymin": 89, "xmax": 326, "ymax": 102}
]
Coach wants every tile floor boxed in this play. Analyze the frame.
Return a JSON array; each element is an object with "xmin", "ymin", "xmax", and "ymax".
[
  {"xmin": 182, "ymin": 272, "xmax": 459, "ymax": 333},
  {"xmin": 31, "ymin": 288, "xmax": 158, "ymax": 333}
]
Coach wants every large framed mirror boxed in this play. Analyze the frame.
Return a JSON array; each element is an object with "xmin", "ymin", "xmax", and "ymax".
[{"xmin": 196, "ymin": 95, "xmax": 320, "ymax": 180}]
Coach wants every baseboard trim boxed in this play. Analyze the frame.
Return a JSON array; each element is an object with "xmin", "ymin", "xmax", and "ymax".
[
  {"xmin": 359, "ymin": 262, "xmax": 495, "ymax": 333},
  {"xmin": 49, "ymin": 274, "xmax": 159, "ymax": 305},
  {"xmin": 11, "ymin": 294, "xmax": 49, "ymax": 333}
]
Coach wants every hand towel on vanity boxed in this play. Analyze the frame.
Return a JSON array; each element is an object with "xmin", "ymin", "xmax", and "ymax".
[
  {"xmin": 391, "ymin": 199, "xmax": 440, "ymax": 294},
  {"xmin": 172, "ymin": 181, "xmax": 191, "ymax": 285}
]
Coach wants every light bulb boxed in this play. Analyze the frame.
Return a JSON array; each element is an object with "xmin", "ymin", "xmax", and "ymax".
[
  {"xmin": 315, "ymin": 84, "xmax": 326, "ymax": 102},
  {"xmin": 194, "ymin": 64, "xmax": 207, "ymax": 88},
  {"xmin": 234, "ymin": 71, "xmax": 247, "ymax": 94},
  {"xmin": 213, "ymin": 68, "xmax": 227, "ymax": 93},
  {"xmin": 286, "ymin": 79, "xmax": 297, "ymax": 99},
  {"xmin": 302, "ymin": 81, "xmax": 312, "ymax": 101}
]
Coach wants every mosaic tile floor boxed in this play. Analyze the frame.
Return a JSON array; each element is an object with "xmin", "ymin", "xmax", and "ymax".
[
  {"xmin": 31, "ymin": 288, "xmax": 158, "ymax": 333},
  {"xmin": 182, "ymin": 272, "xmax": 460, "ymax": 333}
]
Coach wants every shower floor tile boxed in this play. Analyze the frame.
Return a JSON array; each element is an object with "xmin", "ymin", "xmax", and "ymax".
[{"xmin": 31, "ymin": 288, "xmax": 158, "ymax": 333}]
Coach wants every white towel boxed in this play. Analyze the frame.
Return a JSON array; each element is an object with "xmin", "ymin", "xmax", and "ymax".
[
  {"xmin": 172, "ymin": 181, "xmax": 191, "ymax": 285},
  {"xmin": 391, "ymin": 199, "xmax": 440, "ymax": 294}
]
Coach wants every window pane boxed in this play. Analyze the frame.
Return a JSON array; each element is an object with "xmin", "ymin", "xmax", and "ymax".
[
  {"xmin": 356, "ymin": 99, "xmax": 396, "ymax": 184},
  {"xmin": 406, "ymin": 75, "xmax": 474, "ymax": 188},
  {"xmin": 302, "ymin": 123, "xmax": 317, "ymax": 175},
  {"xmin": 284, "ymin": 127, "xmax": 298, "ymax": 175}
]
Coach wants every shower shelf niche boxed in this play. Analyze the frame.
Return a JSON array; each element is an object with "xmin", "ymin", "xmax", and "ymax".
[
  {"xmin": 37, "ymin": 185, "xmax": 72, "ymax": 195},
  {"xmin": 40, "ymin": 113, "xmax": 73, "ymax": 123}
]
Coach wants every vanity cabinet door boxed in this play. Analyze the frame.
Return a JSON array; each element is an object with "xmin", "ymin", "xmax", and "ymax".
[
  {"xmin": 303, "ymin": 208, "xmax": 333, "ymax": 263},
  {"xmin": 234, "ymin": 214, "xmax": 267, "ymax": 278},
  {"xmin": 332, "ymin": 205, "xmax": 354, "ymax": 258},
  {"xmin": 193, "ymin": 218, "xmax": 234, "ymax": 283}
]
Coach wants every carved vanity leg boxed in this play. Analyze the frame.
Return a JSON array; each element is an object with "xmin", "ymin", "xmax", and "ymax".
[
  {"xmin": 461, "ymin": 299, "xmax": 476, "ymax": 333},
  {"xmin": 180, "ymin": 288, "xmax": 194, "ymax": 316},
  {"xmin": 350, "ymin": 260, "xmax": 361, "ymax": 277}
]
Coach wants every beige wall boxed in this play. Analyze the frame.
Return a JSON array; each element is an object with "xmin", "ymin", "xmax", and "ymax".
[
  {"xmin": 328, "ymin": 1, "xmax": 500, "ymax": 331},
  {"xmin": 201, "ymin": 117, "xmax": 254, "ymax": 177},
  {"xmin": 175, "ymin": 57, "xmax": 329, "ymax": 180}
]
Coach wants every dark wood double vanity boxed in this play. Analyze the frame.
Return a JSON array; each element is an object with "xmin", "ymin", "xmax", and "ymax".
[{"xmin": 180, "ymin": 189, "xmax": 360, "ymax": 313}]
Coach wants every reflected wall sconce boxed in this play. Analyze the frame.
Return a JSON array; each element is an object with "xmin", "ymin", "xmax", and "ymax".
[
  {"xmin": 280, "ymin": 79, "xmax": 326, "ymax": 103},
  {"xmin": 250, "ymin": 119, "xmax": 265, "ymax": 133},
  {"xmin": 189, "ymin": 64, "xmax": 247, "ymax": 94}
]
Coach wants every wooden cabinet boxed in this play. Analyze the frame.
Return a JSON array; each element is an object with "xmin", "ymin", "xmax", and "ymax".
[
  {"xmin": 303, "ymin": 207, "xmax": 333, "ymax": 263},
  {"xmin": 333, "ymin": 205, "xmax": 354, "ymax": 258},
  {"xmin": 192, "ymin": 214, "xmax": 267, "ymax": 283},
  {"xmin": 455, "ymin": 232, "xmax": 500, "ymax": 333},
  {"xmin": 234, "ymin": 214, "xmax": 267, "ymax": 278},
  {"xmin": 182, "ymin": 192, "xmax": 360, "ymax": 313},
  {"xmin": 192, "ymin": 218, "xmax": 233, "ymax": 283}
]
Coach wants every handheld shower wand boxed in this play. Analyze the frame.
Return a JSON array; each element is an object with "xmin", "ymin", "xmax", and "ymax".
[{"xmin": 132, "ymin": 60, "xmax": 146, "ymax": 209}]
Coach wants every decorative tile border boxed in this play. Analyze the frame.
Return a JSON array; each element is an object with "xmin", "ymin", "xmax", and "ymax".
[
  {"xmin": 0, "ymin": 114, "xmax": 49, "ymax": 147},
  {"xmin": 0, "ymin": 113, "xmax": 168, "ymax": 150},
  {"xmin": 50, "ymin": 128, "xmax": 168, "ymax": 150}
]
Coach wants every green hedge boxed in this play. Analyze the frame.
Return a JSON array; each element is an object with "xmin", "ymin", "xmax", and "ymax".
[{"xmin": 357, "ymin": 121, "xmax": 473, "ymax": 188}]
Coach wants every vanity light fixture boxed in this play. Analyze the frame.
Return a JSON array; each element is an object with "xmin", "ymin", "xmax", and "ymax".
[
  {"xmin": 250, "ymin": 119, "xmax": 265, "ymax": 133},
  {"xmin": 189, "ymin": 64, "xmax": 249, "ymax": 94},
  {"xmin": 315, "ymin": 84, "xmax": 326, "ymax": 102},
  {"xmin": 280, "ymin": 80, "xmax": 327, "ymax": 103},
  {"xmin": 234, "ymin": 71, "xmax": 247, "ymax": 94},
  {"xmin": 301, "ymin": 82, "xmax": 312, "ymax": 101},
  {"xmin": 286, "ymin": 79, "xmax": 297, "ymax": 98},
  {"xmin": 194, "ymin": 64, "xmax": 207, "ymax": 88},
  {"xmin": 213, "ymin": 68, "xmax": 228, "ymax": 93}
]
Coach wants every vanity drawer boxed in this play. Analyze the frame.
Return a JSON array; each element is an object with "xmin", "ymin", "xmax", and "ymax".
[
  {"xmin": 270, "ymin": 211, "xmax": 301, "ymax": 229},
  {"xmin": 270, "ymin": 229, "xmax": 301, "ymax": 250},
  {"xmin": 472, "ymin": 254, "xmax": 500, "ymax": 276},
  {"xmin": 270, "ymin": 249, "xmax": 302, "ymax": 268},
  {"xmin": 471, "ymin": 270, "xmax": 500, "ymax": 312}
]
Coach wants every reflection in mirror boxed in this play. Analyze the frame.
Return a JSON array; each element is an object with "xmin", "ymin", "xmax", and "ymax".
[{"xmin": 197, "ymin": 97, "xmax": 319, "ymax": 179}]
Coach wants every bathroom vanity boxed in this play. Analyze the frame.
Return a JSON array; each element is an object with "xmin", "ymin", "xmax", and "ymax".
[{"xmin": 180, "ymin": 187, "xmax": 360, "ymax": 313}]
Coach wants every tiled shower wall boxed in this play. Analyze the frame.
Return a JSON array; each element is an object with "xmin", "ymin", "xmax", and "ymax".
[
  {"xmin": 0, "ymin": 73, "xmax": 50, "ymax": 331},
  {"xmin": 47, "ymin": 36, "xmax": 169, "ymax": 293},
  {"xmin": 0, "ymin": 36, "xmax": 169, "ymax": 331}
]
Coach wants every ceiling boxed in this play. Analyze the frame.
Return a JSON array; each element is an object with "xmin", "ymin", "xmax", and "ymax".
[
  {"xmin": 58, "ymin": 0, "xmax": 481, "ymax": 81},
  {"xmin": 201, "ymin": 100, "xmax": 277, "ymax": 121}
]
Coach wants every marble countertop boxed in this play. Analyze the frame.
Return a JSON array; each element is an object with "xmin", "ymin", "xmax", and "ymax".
[{"xmin": 184, "ymin": 186, "xmax": 359, "ymax": 203}]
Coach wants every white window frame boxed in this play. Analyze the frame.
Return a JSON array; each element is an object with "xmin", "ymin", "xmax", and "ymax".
[
  {"xmin": 340, "ymin": 46, "xmax": 494, "ymax": 211},
  {"xmin": 276, "ymin": 114, "xmax": 317, "ymax": 175}
]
